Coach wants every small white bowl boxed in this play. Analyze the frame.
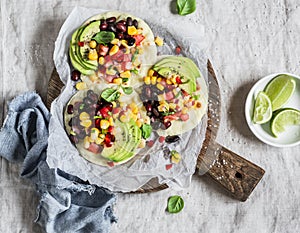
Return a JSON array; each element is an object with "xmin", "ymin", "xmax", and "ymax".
[{"xmin": 245, "ymin": 72, "xmax": 300, "ymax": 147}]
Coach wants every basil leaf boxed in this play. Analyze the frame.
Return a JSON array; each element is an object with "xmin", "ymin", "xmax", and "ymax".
[
  {"xmin": 141, "ymin": 124, "xmax": 152, "ymax": 139},
  {"xmin": 92, "ymin": 31, "xmax": 115, "ymax": 44},
  {"xmin": 101, "ymin": 88, "xmax": 120, "ymax": 102},
  {"xmin": 122, "ymin": 86, "xmax": 133, "ymax": 95},
  {"xmin": 177, "ymin": 0, "xmax": 196, "ymax": 16},
  {"xmin": 167, "ymin": 195, "xmax": 184, "ymax": 213}
]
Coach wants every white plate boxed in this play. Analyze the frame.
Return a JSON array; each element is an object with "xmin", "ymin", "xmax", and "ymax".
[{"xmin": 245, "ymin": 72, "xmax": 300, "ymax": 147}]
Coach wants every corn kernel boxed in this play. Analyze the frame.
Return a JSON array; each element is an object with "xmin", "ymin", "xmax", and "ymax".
[
  {"xmin": 120, "ymin": 70, "xmax": 131, "ymax": 78},
  {"xmin": 171, "ymin": 151, "xmax": 181, "ymax": 164},
  {"xmin": 130, "ymin": 104, "xmax": 139, "ymax": 114},
  {"xmin": 113, "ymin": 78, "xmax": 122, "ymax": 85},
  {"xmin": 83, "ymin": 136, "xmax": 90, "ymax": 149},
  {"xmin": 109, "ymin": 45, "xmax": 119, "ymax": 56},
  {"xmin": 79, "ymin": 112, "xmax": 90, "ymax": 121},
  {"xmin": 120, "ymin": 114, "xmax": 129, "ymax": 123},
  {"xmin": 110, "ymin": 38, "xmax": 120, "ymax": 45},
  {"xmin": 171, "ymin": 76, "xmax": 177, "ymax": 84},
  {"xmin": 144, "ymin": 76, "xmax": 151, "ymax": 85},
  {"xmin": 181, "ymin": 107, "xmax": 188, "ymax": 114},
  {"xmin": 98, "ymin": 56, "xmax": 105, "ymax": 65},
  {"xmin": 89, "ymin": 40, "xmax": 97, "ymax": 49},
  {"xmin": 89, "ymin": 74, "xmax": 98, "ymax": 82},
  {"xmin": 127, "ymin": 26, "xmax": 137, "ymax": 35},
  {"xmin": 90, "ymin": 128, "xmax": 100, "ymax": 140},
  {"xmin": 169, "ymin": 103, "xmax": 177, "ymax": 109},
  {"xmin": 154, "ymin": 36, "xmax": 164, "ymax": 46},
  {"xmin": 100, "ymin": 119, "xmax": 110, "ymax": 129},
  {"xmin": 88, "ymin": 49, "xmax": 98, "ymax": 60},
  {"xmin": 108, "ymin": 117, "xmax": 114, "ymax": 126},
  {"xmin": 148, "ymin": 69, "xmax": 155, "ymax": 77},
  {"xmin": 158, "ymin": 103, "xmax": 169, "ymax": 112},
  {"xmin": 156, "ymin": 83, "xmax": 164, "ymax": 91},
  {"xmin": 136, "ymin": 119, "xmax": 143, "ymax": 128},
  {"xmin": 138, "ymin": 139, "xmax": 146, "ymax": 148},
  {"xmin": 95, "ymin": 137, "xmax": 104, "ymax": 145},
  {"xmin": 80, "ymin": 120, "xmax": 92, "ymax": 128},
  {"xmin": 151, "ymin": 76, "xmax": 157, "ymax": 85},
  {"xmin": 76, "ymin": 82, "xmax": 87, "ymax": 90},
  {"xmin": 121, "ymin": 40, "xmax": 129, "ymax": 48},
  {"xmin": 166, "ymin": 79, "xmax": 173, "ymax": 85},
  {"xmin": 111, "ymin": 101, "xmax": 117, "ymax": 108},
  {"xmin": 157, "ymin": 77, "xmax": 162, "ymax": 83},
  {"xmin": 99, "ymin": 134, "xmax": 105, "ymax": 139}
]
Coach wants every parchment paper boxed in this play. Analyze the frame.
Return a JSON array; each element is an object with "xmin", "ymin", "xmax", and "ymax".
[{"xmin": 47, "ymin": 6, "xmax": 208, "ymax": 192}]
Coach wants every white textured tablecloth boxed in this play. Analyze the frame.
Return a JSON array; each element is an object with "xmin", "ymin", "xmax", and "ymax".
[{"xmin": 0, "ymin": 1, "xmax": 299, "ymax": 233}]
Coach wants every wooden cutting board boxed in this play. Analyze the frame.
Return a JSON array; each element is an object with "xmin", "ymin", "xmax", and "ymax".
[{"xmin": 47, "ymin": 61, "xmax": 265, "ymax": 201}]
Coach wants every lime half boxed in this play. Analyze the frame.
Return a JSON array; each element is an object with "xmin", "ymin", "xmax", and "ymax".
[
  {"xmin": 265, "ymin": 74, "xmax": 296, "ymax": 111},
  {"xmin": 270, "ymin": 108, "xmax": 300, "ymax": 137},
  {"xmin": 253, "ymin": 91, "xmax": 272, "ymax": 124}
]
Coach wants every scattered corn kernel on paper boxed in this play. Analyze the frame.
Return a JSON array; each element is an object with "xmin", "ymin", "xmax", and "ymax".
[{"xmin": 47, "ymin": 6, "xmax": 209, "ymax": 192}]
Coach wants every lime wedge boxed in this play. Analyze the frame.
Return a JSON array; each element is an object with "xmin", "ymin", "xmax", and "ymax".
[
  {"xmin": 264, "ymin": 74, "xmax": 296, "ymax": 111},
  {"xmin": 270, "ymin": 108, "xmax": 300, "ymax": 137},
  {"xmin": 253, "ymin": 91, "xmax": 272, "ymax": 124}
]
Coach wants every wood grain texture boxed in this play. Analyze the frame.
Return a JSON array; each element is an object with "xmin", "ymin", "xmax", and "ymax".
[{"xmin": 47, "ymin": 60, "xmax": 265, "ymax": 200}]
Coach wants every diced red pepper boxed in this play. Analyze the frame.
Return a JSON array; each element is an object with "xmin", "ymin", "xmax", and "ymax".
[
  {"xmin": 159, "ymin": 136, "xmax": 165, "ymax": 143},
  {"xmin": 175, "ymin": 46, "xmax": 181, "ymax": 55},
  {"xmin": 133, "ymin": 34, "xmax": 145, "ymax": 46},
  {"xmin": 100, "ymin": 107, "xmax": 110, "ymax": 118},
  {"xmin": 166, "ymin": 164, "xmax": 173, "ymax": 170},
  {"xmin": 176, "ymin": 76, "xmax": 182, "ymax": 84},
  {"xmin": 107, "ymin": 161, "xmax": 115, "ymax": 167},
  {"xmin": 78, "ymin": 41, "xmax": 84, "ymax": 47}
]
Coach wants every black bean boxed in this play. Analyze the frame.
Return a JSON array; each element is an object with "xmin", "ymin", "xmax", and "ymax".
[
  {"xmin": 127, "ymin": 37, "xmax": 136, "ymax": 46},
  {"xmin": 71, "ymin": 70, "xmax": 80, "ymax": 81},
  {"xmin": 163, "ymin": 121, "xmax": 172, "ymax": 129},
  {"xmin": 165, "ymin": 135, "xmax": 180, "ymax": 143},
  {"xmin": 106, "ymin": 17, "xmax": 116, "ymax": 23},
  {"xmin": 126, "ymin": 17, "xmax": 133, "ymax": 26},
  {"xmin": 133, "ymin": 19, "xmax": 138, "ymax": 28},
  {"xmin": 145, "ymin": 103, "xmax": 152, "ymax": 112},
  {"xmin": 100, "ymin": 22, "xmax": 108, "ymax": 31},
  {"xmin": 67, "ymin": 104, "xmax": 74, "ymax": 114},
  {"xmin": 116, "ymin": 32, "xmax": 124, "ymax": 39},
  {"xmin": 152, "ymin": 107, "xmax": 160, "ymax": 117},
  {"xmin": 107, "ymin": 23, "xmax": 117, "ymax": 33},
  {"xmin": 116, "ymin": 22, "xmax": 127, "ymax": 33},
  {"xmin": 118, "ymin": 20, "xmax": 126, "ymax": 25},
  {"xmin": 68, "ymin": 118, "xmax": 73, "ymax": 127}
]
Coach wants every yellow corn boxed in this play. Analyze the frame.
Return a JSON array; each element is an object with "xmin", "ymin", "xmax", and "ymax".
[
  {"xmin": 154, "ymin": 36, "xmax": 164, "ymax": 46},
  {"xmin": 89, "ymin": 40, "xmax": 97, "ymax": 49},
  {"xmin": 169, "ymin": 103, "xmax": 177, "ymax": 110},
  {"xmin": 148, "ymin": 69, "xmax": 155, "ymax": 77},
  {"xmin": 158, "ymin": 103, "xmax": 169, "ymax": 112},
  {"xmin": 144, "ymin": 76, "xmax": 151, "ymax": 85},
  {"xmin": 138, "ymin": 139, "xmax": 146, "ymax": 148},
  {"xmin": 98, "ymin": 56, "xmax": 105, "ymax": 65},
  {"xmin": 110, "ymin": 38, "xmax": 120, "ymax": 45},
  {"xmin": 151, "ymin": 76, "xmax": 157, "ymax": 85},
  {"xmin": 99, "ymin": 134, "xmax": 105, "ymax": 139},
  {"xmin": 166, "ymin": 79, "xmax": 173, "ymax": 85},
  {"xmin": 80, "ymin": 120, "xmax": 92, "ymax": 128},
  {"xmin": 76, "ymin": 82, "xmax": 87, "ymax": 90},
  {"xmin": 95, "ymin": 137, "xmax": 104, "ymax": 145},
  {"xmin": 113, "ymin": 78, "xmax": 122, "ymax": 85},
  {"xmin": 120, "ymin": 70, "xmax": 131, "ymax": 78},
  {"xmin": 83, "ymin": 136, "xmax": 90, "ymax": 149},
  {"xmin": 136, "ymin": 119, "xmax": 143, "ymax": 128},
  {"xmin": 79, "ymin": 112, "xmax": 90, "ymax": 121},
  {"xmin": 121, "ymin": 40, "xmax": 129, "ymax": 48},
  {"xmin": 109, "ymin": 45, "xmax": 119, "ymax": 56},
  {"xmin": 90, "ymin": 128, "xmax": 100, "ymax": 141},
  {"xmin": 156, "ymin": 83, "xmax": 164, "ymax": 91},
  {"xmin": 100, "ymin": 119, "xmax": 110, "ymax": 129},
  {"xmin": 130, "ymin": 103, "xmax": 139, "ymax": 114},
  {"xmin": 88, "ymin": 49, "xmax": 98, "ymax": 60},
  {"xmin": 157, "ymin": 77, "xmax": 162, "ymax": 83},
  {"xmin": 171, "ymin": 76, "xmax": 177, "ymax": 84},
  {"xmin": 111, "ymin": 101, "xmax": 117, "ymax": 108},
  {"xmin": 108, "ymin": 117, "xmax": 114, "ymax": 126},
  {"xmin": 127, "ymin": 26, "xmax": 137, "ymax": 35}
]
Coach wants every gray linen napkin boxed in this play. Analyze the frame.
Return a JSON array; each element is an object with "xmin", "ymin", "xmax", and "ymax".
[{"xmin": 0, "ymin": 92, "xmax": 117, "ymax": 233}]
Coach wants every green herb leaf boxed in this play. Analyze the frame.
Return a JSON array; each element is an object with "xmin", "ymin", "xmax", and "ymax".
[
  {"xmin": 177, "ymin": 0, "xmax": 196, "ymax": 16},
  {"xmin": 122, "ymin": 86, "xmax": 133, "ymax": 95},
  {"xmin": 79, "ymin": 103, "xmax": 85, "ymax": 110},
  {"xmin": 92, "ymin": 31, "xmax": 115, "ymax": 44},
  {"xmin": 141, "ymin": 124, "xmax": 152, "ymax": 139},
  {"xmin": 167, "ymin": 195, "xmax": 184, "ymax": 213},
  {"xmin": 131, "ymin": 69, "xmax": 139, "ymax": 74},
  {"xmin": 122, "ymin": 78, "xmax": 129, "ymax": 83},
  {"xmin": 101, "ymin": 88, "xmax": 121, "ymax": 102}
]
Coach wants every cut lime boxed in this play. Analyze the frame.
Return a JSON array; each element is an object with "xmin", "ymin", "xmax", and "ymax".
[
  {"xmin": 264, "ymin": 74, "xmax": 296, "ymax": 111},
  {"xmin": 270, "ymin": 108, "xmax": 300, "ymax": 137},
  {"xmin": 253, "ymin": 91, "xmax": 273, "ymax": 124}
]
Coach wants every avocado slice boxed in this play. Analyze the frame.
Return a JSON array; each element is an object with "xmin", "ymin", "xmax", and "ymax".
[
  {"xmin": 153, "ymin": 56, "xmax": 200, "ymax": 94},
  {"xmin": 101, "ymin": 120, "xmax": 142, "ymax": 163}
]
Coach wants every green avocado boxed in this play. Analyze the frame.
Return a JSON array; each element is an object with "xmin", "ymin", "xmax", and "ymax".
[
  {"xmin": 101, "ymin": 120, "xmax": 142, "ymax": 163},
  {"xmin": 153, "ymin": 56, "xmax": 201, "ymax": 94}
]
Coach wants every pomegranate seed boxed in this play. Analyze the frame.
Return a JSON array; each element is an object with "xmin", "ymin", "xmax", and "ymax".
[
  {"xmin": 175, "ymin": 46, "xmax": 181, "ymax": 55},
  {"xmin": 71, "ymin": 70, "xmax": 81, "ymax": 81},
  {"xmin": 107, "ymin": 161, "xmax": 115, "ymax": 167},
  {"xmin": 100, "ymin": 107, "xmax": 110, "ymax": 118},
  {"xmin": 159, "ymin": 136, "xmax": 165, "ymax": 143},
  {"xmin": 107, "ymin": 126, "xmax": 114, "ymax": 133},
  {"xmin": 176, "ymin": 76, "xmax": 182, "ymax": 84},
  {"xmin": 146, "ymin": 140, "xmax": 154, "ymax": 147}
]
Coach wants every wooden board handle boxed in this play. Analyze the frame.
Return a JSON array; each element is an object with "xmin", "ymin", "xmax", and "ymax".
[{"xmin": 198, "ymin": 142, "xmax": 265, "ymax": 202}]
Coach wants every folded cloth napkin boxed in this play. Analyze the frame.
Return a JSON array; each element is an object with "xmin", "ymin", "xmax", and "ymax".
[{"xmin": 0, "ymin": 92, "xmax": 117, "ymax": 233}]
